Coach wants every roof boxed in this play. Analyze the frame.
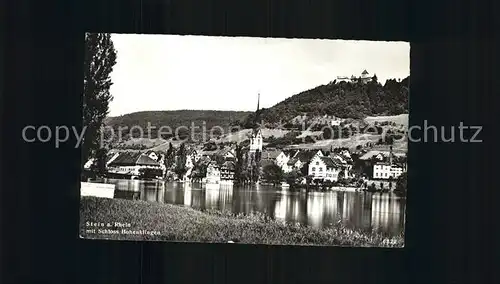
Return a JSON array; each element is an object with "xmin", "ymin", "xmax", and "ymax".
[
  {"xmin": 319, "ymin": 156, "xmax": 341, "ymax": 169},
  {"xmin": 295, "ymin": 150, "xmax": 321, "ymax": 163},
  {"xmin": 215, "ymin": 148, "xmax": 234, "ymax": 157},
  {"xmin": 260, "ymin": 159, "xmax": 275, "ymax": 168},
  {"xmin": 108, "ymin": 152, "xmax": 160, "ymax": 167},
  {"xmin": 283, "ymin": 149, "xmax": 299, "ymax": 158},
  {"xmin": 208, "ymin": 161, "xmax": 220, "ymax": 168},
  {"xmin": 375, "ymin": 162, "xmax": 405, "ymax": 168},
  {"xmin": 251, "ymin": 127, "xmax": 262, "ymax": 137},
  {"xmin": 287, "ymin": 158, "xmax": 299, "ymax": 165},
  {"xmin": 362, "ymin": 70, "xmax": 369, "ymax": 74},
  {"xmin": 221, "ymin": 161, "xmax": 235, "ymax": 170},
  {"xmin": 359, "ymin": 150, "xmax": 406, "ymax": 160},
  {"xmin": 262, "ymin": 149, "xmax": 282, "ymax": 160}
]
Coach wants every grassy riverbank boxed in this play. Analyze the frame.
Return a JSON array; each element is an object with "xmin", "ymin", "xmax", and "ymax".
[{"xmin": 80, "ymin": 197, "xmax": 404, "ymax": 247}]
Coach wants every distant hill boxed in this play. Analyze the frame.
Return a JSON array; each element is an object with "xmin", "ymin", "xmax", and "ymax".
[
  {"xmin": 104, "ymin": 110, "xmax": 251, "ymax": 140},
  {"xmin": 254, "ymin": 77, "xmax": 409, "ymax": 123}
]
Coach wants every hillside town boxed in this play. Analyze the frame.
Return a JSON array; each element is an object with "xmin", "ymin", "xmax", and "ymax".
[
  {"xmin": 80, "ymin": 34, "xmax": 409, "ymax": 247},
  {"xmin": 84, "ymin": 87, "xmax": 407, "ymax": 194}
]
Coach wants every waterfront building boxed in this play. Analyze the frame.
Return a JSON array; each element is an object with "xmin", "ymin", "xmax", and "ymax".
[
  {"xmin": 371, "ymin": 146, "xmax": 406, "ymax": 180},
  {"xmin": 220, "ymin": 161, "xmax": 235, "ymax": 181},
  {"xmin": 206, "ymin": 161, "xmax": 221, "ymax": 184},
  {"xmin": 308, "ymin": 155, "xmax": 345, "ymax": 182},
  {"xmin": 107, "ymin": 152, "xmax": 162, "ymax": 176}
]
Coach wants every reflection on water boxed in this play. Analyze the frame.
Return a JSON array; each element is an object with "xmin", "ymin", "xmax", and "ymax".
[{"xmin": 106, "ymin": 179, "xmax": 405, "ymax": 235}]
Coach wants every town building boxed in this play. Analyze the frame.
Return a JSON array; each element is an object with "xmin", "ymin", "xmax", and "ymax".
[
  {"xmin": 214, "ymin": 147, "xmax": 236, "ymax": 161},
  {"xmin": 283, "ymin": 149, "xmax": 323, "ymax": 173},
  {"xmin": 371, "ymin": 146, "xmax": 406, "ymax": 180},
  {"xmin": 275, "ymin": 151, "xmax": 290, "ymax": 170},
  {"xmin": 205, "ymin": 161, "xmax": 221, "ymax": 184},
  {"xmin": 220, "ymin": 161, "xmax": 235, "ymax": 182},
  {"xmin": 261, "ymin": 149, "xmax": 282, "ymax": 161},
  {"xmin": 308, "ymin": 155, "xmax": 346, "ymax": 182},
  {"xmin": 107, "ymin": 152, "xmax": 162, "ymax": 176},
  {"xmin": 336, "ymin": 70, "xmax": 373, "ymax": 84}
]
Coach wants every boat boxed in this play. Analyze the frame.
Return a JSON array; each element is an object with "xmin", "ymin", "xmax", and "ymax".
[
  {"xmin": 80, "ymin": 182, "xmax": 116, "ymax": 198},
  {"xmin": 281, "ymin": 182, "xmax": 290, "ymax": 188}
]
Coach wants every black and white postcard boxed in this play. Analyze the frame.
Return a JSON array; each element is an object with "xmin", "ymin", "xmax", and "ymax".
[{"xmin": 80, "ymin": 33, "xmax": 409, "ymax": 247}]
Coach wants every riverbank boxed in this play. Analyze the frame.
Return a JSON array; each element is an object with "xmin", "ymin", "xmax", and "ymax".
[{"xmin": 80, "ymin": 197, "xmax": 404, "ymax": 247}]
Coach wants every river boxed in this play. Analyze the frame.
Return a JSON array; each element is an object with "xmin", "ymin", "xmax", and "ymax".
[{"xmin": 104, "ymin": 179, "xmax": 406, "ymax": 236}]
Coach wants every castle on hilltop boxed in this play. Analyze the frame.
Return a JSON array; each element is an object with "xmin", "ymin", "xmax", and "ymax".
[{"xmin": 336, "ymin": 70, "xmax": 374, "ymax": 84}]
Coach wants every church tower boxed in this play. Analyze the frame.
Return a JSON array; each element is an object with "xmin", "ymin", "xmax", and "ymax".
[{"xmin": 249, "ymin": 93, "xmax": 263, "ymax": 153}]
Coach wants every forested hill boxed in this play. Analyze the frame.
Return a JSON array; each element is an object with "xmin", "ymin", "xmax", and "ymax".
[
  {"xmin": 104, "ymin": 110, "xmax": 251, "ymax": 138},
  {"xmin": 257, "ymin": 76, "xmax": 409, "ymax": 122}
]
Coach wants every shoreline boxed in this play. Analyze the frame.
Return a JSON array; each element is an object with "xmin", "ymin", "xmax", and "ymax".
[{"xmin": 80, "ymin": 196, "xmax": 404, "ymax": 247}]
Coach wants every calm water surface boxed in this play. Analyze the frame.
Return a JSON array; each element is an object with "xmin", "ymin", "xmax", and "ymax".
[{"xmin": 105, "ymin": 179, "xmax": 406, "ymax": 236}]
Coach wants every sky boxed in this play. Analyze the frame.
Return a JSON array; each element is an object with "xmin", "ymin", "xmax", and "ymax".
[{"xmin": 108, "ymin": 34, "xmax": 410, "ymax": 117}]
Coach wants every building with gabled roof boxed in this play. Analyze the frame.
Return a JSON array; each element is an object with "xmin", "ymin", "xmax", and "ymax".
[
  {"xmin": 107, "ymin": 152, "xmax": 162, "ymax": 176},
  {"xmin": 220, "ymin": 161, "xmax": 235, "ymax": 182},
  {"xmin": 308, "ymin": 155, "xmax": 349, "ymax": 182}
]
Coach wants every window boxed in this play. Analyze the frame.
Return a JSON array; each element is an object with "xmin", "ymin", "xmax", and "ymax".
[
  {"xmin": 312, "ymin": 167, "xmax": 316, "ymax": 171},
  {"xmin": 319, "ymin": 167, "xmax": 323, "ymax": 172},
  {"xmin": 316, "ymin": 162, "xmax": 319, "ymax": 165}
]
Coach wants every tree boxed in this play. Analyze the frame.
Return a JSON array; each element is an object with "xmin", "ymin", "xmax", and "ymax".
[
  {"xmin": 82, "ymin": 33, "xmax": 117, "ymax": 171},
  {"xmin": 394, "ymin": 172, "xmax": 407, "ymax": 196},
  {"xmin": 191, "ymin": 162, "xmax": 208, "ymax": 182},
  {"xmin": 175, "ymin": 143, "xmax": 187, "ymax": 178},
  {"xmin": 164, "ymin": 142, "xmax": 175, "ymax": 170},
  {"xmin": 90, "ymin": 148, "xmax": 108, "ymax": 177},
  {"xmin": 262, "ymin": 164, "xmax": 284, "ymax": 185},
  {"xmin": 284, "ymin": 170, "xmax": 302, "ymax": 188},
  {"xmin": 234, "ymin": 144, "xmax": 245, "ymax": 184}
]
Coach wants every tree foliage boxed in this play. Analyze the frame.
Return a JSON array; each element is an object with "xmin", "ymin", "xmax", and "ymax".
[
  {"xmin": 175, "ymin": 143, "xmax": 187, "ymax": 177},
  {"xmin": 164, "ymin": 142, "xmax": 176, "ymax": 170},
  {"xmin": 394, "ymin": 172, "xmax": 407, "ymax": 196},
  {"xmin": 82, "ymin": 33, "xmax": 117, "ymax": 169},
  {"xmin": 262, "ymin": 164, "xmax": 284, "ymax": 185},
  {"xmin": 253, "ymin": 78, "xmax": 409, "ymax": 123}
]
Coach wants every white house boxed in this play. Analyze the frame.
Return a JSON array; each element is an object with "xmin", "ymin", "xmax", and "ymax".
[
  {"xmin": 283, "ymin": 158, "xmax": 303, "ymax": 173},
  {"xmin": 205, "ymin": 162, "xmax": 221, "ymax": 184},
  {"xmin": 373, "ymin": 163, "xmax": 404, "ymax": 179},
  {"xmin": 371, "ymin": 146, "xmax": 406, "ymax": 179},
  {"xmin": 275, "ymin": 151, "xmax": 289, "ymax": 170},
  {"xmin": 329, "ymin": 153, "xmax": 353, "ymax": 178},
  {"xmin": 283, "ymin": 150, "xmax": 323, "ymax": 173},
  {"xmin": 308, "ymin": 156, "xmax": 345, "ymax": 182}
]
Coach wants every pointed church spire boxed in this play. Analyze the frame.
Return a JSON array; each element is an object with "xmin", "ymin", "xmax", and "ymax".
[{"xmin": 256, "ymin": 92, "xmax": 260, "ymax": 112}]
